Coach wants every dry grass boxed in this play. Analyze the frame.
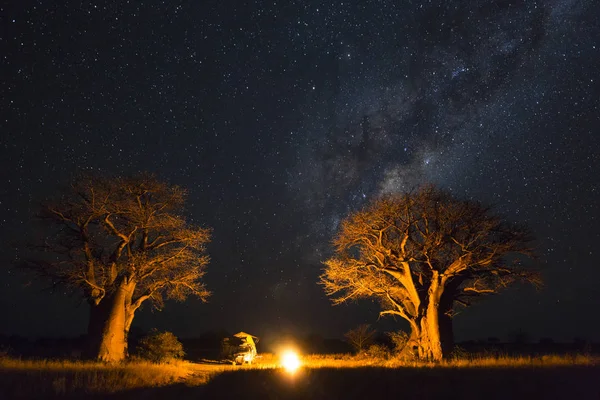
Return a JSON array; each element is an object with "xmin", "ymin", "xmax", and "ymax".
[
  {"xmin": 254, "ymin": 352, "xmax": 597, "ymax": 369},
  {"xmin": 254, "ymin": 352, "xmax": 380, "ymax": 368},
  {"xmin": 0, "ymin": 357, "xmax": 193, "ymax": 397},
  {"xmin": 437, "ymin": 353, "xmax": 597, "ymax": 368},
  {"xmin": 1, "ymin": 353, "xmax": 596, "ymax": 398}
]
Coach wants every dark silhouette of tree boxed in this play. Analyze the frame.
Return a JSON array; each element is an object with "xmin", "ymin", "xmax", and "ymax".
[
  {"xmin": 17, "ymin": 174, "xmax": 211, "ymax": 362},
  {"xmin": 321, "ymin": 186, "xmax": 540, "ymax": 361},
  {"xmin": 345, "ymin": 324, "xmax": 375, "ymax": 353}
]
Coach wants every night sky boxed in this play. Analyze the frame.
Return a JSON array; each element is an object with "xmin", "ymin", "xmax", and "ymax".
[{"xmin": 1, "ymin": 0, "xmax": 599, "ymax": 344}]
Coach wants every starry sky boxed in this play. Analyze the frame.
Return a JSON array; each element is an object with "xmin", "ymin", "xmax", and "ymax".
[{"xmin": 1, "ymin": 0, "xmax": 599, "ymax": 344}]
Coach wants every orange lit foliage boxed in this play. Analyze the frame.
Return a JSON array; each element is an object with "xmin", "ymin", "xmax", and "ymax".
[
  {"xmin": 20, "ymin": 174, "xmax": 211, "ymax": 362},
  {"xmin": 321, "ymin": 186, "xmax": 540, "ymax": 361}
]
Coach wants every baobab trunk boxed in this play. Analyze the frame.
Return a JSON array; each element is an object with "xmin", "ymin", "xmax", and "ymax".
[
  {"xmin": 86, "ymin": 281, "xmax": 131, "ymax": 362},
  {"xmin": 416, "ymin": 274, "xmax": 444, "ymax": 361},
  {"xmin": 419, "ymin": 303, "xmax": 443, "ymax": 361},
  {"xmin": 401, "ymin": 324, "xmax": 421, "ymax": 359}
]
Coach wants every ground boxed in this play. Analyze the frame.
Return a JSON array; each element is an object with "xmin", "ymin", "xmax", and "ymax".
[{"xmin": 1, "ymin": 355, "xmax": 598, "ymax": 399}]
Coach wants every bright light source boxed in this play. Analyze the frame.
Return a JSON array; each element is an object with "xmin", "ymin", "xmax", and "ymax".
[{"xmin": 281, "ymin": 350, "xmax": 300, "ymax": 373}]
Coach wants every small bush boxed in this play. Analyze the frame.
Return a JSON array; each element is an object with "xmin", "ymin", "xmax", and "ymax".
[
  {"xmin": 449, "ymin": 345, "xmax": 470, "ymax": 360},
  {"xmin": 365, "ymin": 344, "xmax": 390, "ymax": 360},
  {"xmin": 387, "ymin": 331, "xmax": 410, "ymax": 354},
  {"xmin": 136, "ymin": 330, "xmax": 185, "ymax": 363}
]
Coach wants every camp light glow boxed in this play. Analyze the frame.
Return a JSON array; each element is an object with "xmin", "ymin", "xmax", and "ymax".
[{"xmin": 281, "ymin": 350, "xmax": 301, "ymax": 373}]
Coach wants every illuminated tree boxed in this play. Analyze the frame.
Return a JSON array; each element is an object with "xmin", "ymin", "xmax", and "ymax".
[
  {"xmin": 345, "ymin": 324, "xmax": 375, "ymax": 353},
  {"xmin": 18, "ymin": 174, "xmax": 211, "ymax": 362},
  {"xmin": 321, "ymin": 186, "xmax": 540, "ymax": 361}
]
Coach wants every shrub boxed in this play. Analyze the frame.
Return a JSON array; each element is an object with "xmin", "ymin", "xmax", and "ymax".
[
  {"xmin": 136, "ymin": 330, "xmax": 185, "ymax": 363},
  {"xmin": 365, "ymin": 344, "xmax": 390, "ymax": 360},
  {"xmin": 387, "ymin": 331, "xmax": 410, "ymax": 354},
  {"xmin": 450, "ymin": 345, "xmax": 470, "ymax": 360}
]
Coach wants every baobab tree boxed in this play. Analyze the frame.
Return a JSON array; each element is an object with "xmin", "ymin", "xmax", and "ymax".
[
  {"xmin": 18, "ymin": 174, "xmax": 211, "ymax": 362},
  {"xmin": 321, "ymin": 186, "xmax": 540, "ymax": 361}
]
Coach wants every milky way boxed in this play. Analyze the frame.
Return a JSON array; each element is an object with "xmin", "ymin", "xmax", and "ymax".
[{"xmin": 293, "ymin": 0, "xmax": 563, "ymax": 210}]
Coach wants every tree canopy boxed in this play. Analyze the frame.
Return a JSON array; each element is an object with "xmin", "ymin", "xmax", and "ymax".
[
  {"xmin": 321, "ymin": 185, "xmax": 540, "ymax": 360},
  {"xmin": 18, "ymin": 174, "xmax": 211, "ymax": 361}
]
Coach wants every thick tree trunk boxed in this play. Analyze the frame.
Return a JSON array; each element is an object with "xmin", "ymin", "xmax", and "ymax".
[
  {"xmin": 86, "ymin": 280, "xmax": 132, "ymax": 362},
  {"xmin": 415, "ymin": 274, "xmax": 444, "ymax": 361},
  {"xmin": 419, "ymin": 303, "xmax": 443, "ymax": 361},
  {"xmin": 404, "ymin": 315, "xmax": 443, "ymax": 361},
  {"xmin": 401, "ymin": 325, "xmax": 421, "ymax": 359}
]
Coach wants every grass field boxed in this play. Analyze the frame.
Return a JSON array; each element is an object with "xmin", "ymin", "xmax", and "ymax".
[
  {"xmin": 1, "ymin": 354, "xmax": 598, "ymax": 399},
  {"xmin": 254, "ymin": 351, "xmax": 598, "ymax": 368},
  {"xmin": 0, "ymin": 358, "xmax": 197, "ymax": 398}
]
